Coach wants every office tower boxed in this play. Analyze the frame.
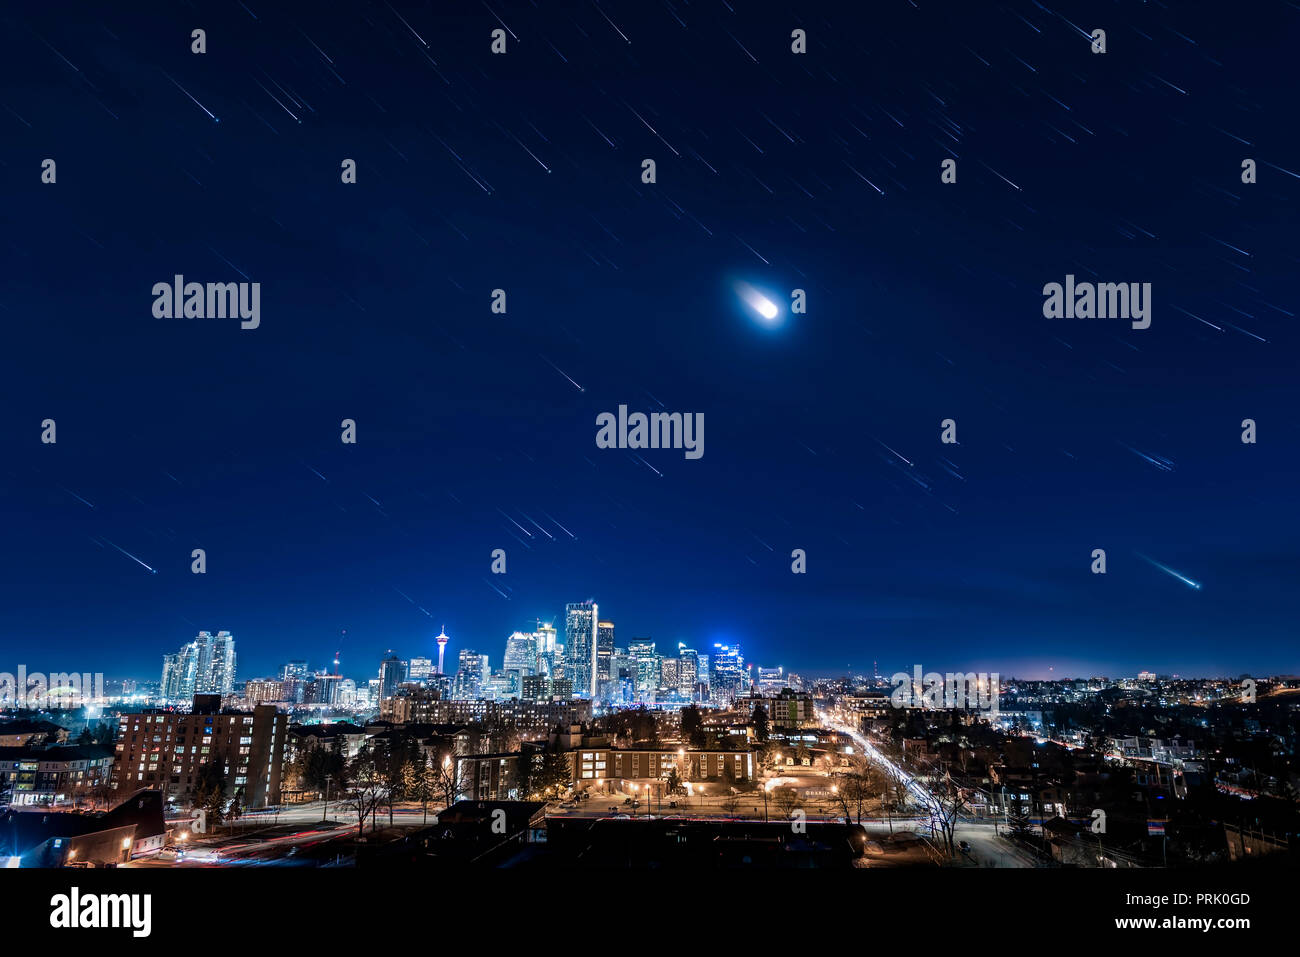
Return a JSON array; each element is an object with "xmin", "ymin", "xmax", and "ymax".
[
  {"xmin": 710, "ymin": 643, "xmax": 745, "ymax": 703},
  {"xmin": 535, "ymin": 621, "xmax": 557, "ymax": 655},
  {"xmin": 661, "ymin": 658, "xmax": 680, "ymax": 695},
  {"xmin": 453, "ymin": 649, "xmax": 489, "ymax": 700},
  {"xmin": 503, "ymin": 631, "xmax": 538, "ymax": 680},
  {"xmin": 628, "ymin": 640, "xmax": 658, "ymax": 699},
  {"xmin": 609, "ymin": 648, "xmax": 632, "ymax": 702},
  {"xmin": 534, "ymin": 621, "xmax": 558, "ymax": 678},
  {"xmin": 677, "ymin": 645, "xmax": 699, "ymax": 699},
  {"xmin": 408, "ymin": 657, "xmax": 435, "ymax": 681},
  {"xmin": 521, "ymin": 674, "xmax": 549, "ymax": 701},
  {"xmin": 484, "ymin": 672, "xmax": 516, "ymax": 699},
  {"xmin": 596, "ymin": 620, "xmax": 616, "ymax": 683},
  {"xmin": 379, "ymin": 653, "xmax": 407, "ymax": 703},
  {"xmin": 565, "ymin": 601, "xmax": 599, "ymax": 697},
  {"xmin": 309, "ymin": 672, "xmax": 343, "ymax": 706}
]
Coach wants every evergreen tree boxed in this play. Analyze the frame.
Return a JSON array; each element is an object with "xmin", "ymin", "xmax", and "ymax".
[{"xmin": 680, "ymin": 705, "xmax": 706, "ymax": 748}]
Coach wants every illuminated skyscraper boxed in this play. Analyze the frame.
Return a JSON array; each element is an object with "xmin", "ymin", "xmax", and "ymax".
[
  {"xmin": 453, "ymin": 649, "xmax": 489, "ymax": 699},
  {"xmin": 677, "ymin": 644, "xmax": 699, "ymax": 699},
  {"xmin": 161, "ymin": 631, "xmax": 236, "ymax": 702},
  {"xmin": 503, "ymin": 631, "xmax": 538, "ymax": 683},
  {"xmin": 628, "ymin": 640, "xmax": 659, "ymax": 699},
  {"xmin": 710, "ymin": 643, "xmax": 745, "ymax": 703},
  {"xmin": 379, "ymin": 653, "xmax": 407, "ymax": 703},
  {"xmin": 534, "ymin": 621, "xmax": 558, "ymax": 677},
  {"xmin": 596, "ymin": 620, "xmax": 616, "ymax": 683},
  {"xmin": 565, "ymin": 601, "xmax": 599, "ymax": 697}
]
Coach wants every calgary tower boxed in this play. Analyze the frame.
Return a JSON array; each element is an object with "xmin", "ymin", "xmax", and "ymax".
[{"xmin": 436, "ymin": 626, "xmax": 450, "ymax": 675}]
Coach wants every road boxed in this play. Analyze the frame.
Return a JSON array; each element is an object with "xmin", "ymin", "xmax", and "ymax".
[
  {"xmin": 826, "ymin": 716, "xmax": 1038, "ymax": 867},
  {"xmin": 131, "ymin": 820, "xmax": 362, "ymax": 866}
]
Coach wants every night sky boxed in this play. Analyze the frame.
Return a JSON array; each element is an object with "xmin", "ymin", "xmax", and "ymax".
[{"xmin": 3, "ymin": 1, "xmax": 1297, "ymax": 684}]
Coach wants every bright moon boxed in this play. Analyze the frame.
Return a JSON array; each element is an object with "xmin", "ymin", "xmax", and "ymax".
[{"xmin": 736, "ymin": 281, "xmax": 781, "ymax": 325}]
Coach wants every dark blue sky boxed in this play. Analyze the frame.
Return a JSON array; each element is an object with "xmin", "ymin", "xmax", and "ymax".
[{"xmin": 2, "ymin": 1, "xmax": 1297, "ymax": 683}]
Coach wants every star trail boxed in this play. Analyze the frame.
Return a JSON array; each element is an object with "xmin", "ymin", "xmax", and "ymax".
[{"xmin": 2, "ymin": 1, "xmax": 1297, "ymax": 681}]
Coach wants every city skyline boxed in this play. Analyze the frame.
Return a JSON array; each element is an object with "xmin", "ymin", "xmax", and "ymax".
[{"xmin": 130, "ymin": 616, "xmax": 1291, "ymax": 695}]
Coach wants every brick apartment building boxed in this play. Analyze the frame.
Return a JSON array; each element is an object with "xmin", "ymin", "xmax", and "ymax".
[
  {"xmin": 112, "ymin": 694, "xmax": 288, "ymax": 807},
  {"xmin": 458, "ymin": 745, "xmax": 755, "ymax": 801}
]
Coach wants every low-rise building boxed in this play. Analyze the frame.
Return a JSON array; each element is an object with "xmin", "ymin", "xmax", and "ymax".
[{"xmin": 0, "ymin": 743, "xmax": 114, "ymax": 806}]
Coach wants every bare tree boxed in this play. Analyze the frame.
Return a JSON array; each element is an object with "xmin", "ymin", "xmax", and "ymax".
[
  {"xmin": 433, "ymin": 754, "xmax": 465, "ymax": 809},
  {"xmin": 923, "ymin": 767, "xmax": 968, "ymax": 857},
  {"xmin": 772, "ymin": 785, "xmax": 802, "ymax": 818},
  {"xmin": 831, "ymin": 756, "xmax": 882, "ymax": 824},
  {"xmin": 721, "ymin": 788, "xmax": 741, "ymax": 817},
  {"xmin": 346, "ymin": 745, "xmax": 386, "ymax": 837}
]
